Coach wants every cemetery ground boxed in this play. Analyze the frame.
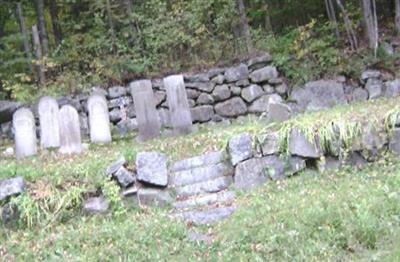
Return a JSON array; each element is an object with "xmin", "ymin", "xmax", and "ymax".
[{"xmin": 1, "ymin": 97, "xmax": 400, "ymax": 260}]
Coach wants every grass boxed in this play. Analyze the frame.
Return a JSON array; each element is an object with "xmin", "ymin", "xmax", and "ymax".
[
  {"xmin": 1, "ymin": 97, "xmax": 400, "ymax": 260},
  {"xmin": 1, "ymin": 155, "xmax": 399, "ymax": 261}
]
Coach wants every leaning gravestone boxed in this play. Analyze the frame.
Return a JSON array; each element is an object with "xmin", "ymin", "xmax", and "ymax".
[
  {"xmin": 129, "ymin": 80, "xmax": 161, "ymax": 141},
  {"xmin": 164, "ymin": 75, "xmax": 193, "ymax": 135},
  {"xmin": 38, "ymin": 96, "xmax": 60, "ymax": 149},
  {"xmin": 59, "ymin": 105, "xmax": 82, "ymax": 154},
  {"xmin": 88, "ymin": 94, "xmax": 112, "ymax": 144},
  {"xmin": 13, "ymin": 108, "xmax": 37, "ymax": 159}
]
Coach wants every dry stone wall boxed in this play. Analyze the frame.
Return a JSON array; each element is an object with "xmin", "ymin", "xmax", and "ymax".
[{"xmin": 1, "ymin": 53, "xmax": 400, "ymax": 141}]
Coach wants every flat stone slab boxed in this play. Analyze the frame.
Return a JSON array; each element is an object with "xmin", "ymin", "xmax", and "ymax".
[
  {"xmin": 174, "ymin": 176, "xmax": 233, "ymax": 198},
  {"xmin": 173, "ymin": 190, "xmax": 236, "ymax": 210},
  {"xmin": 170, "ymin": 151, "xmax": 226, "ymax": 172},
  {"xmin": 0, "ymin": 177, "xmax": 25, "ymax": 201},
  {"xmin": 114, "ymin": 166, "xmax": 135, "ymax": 188},
  {"xmin": 83, "ymin": 196, "xmax": 109, "ymax": 214},
  {"xmin": 136, "ymin": 152, "xmax": 168, "ymax": 187},
  {"xmin": 169, "ymin": 162, "xmax": 233, "ymax": 187},
  {"xmin": 137, "ymin": 188, "xmax": 172, "ymax": 208},
  {"xmin": 106, "ymin": 157, "xmax": 126, "ymax": 176},
  {"xmin": 175, "ymin": 206, "xmax": 236, "ymax": 225}
]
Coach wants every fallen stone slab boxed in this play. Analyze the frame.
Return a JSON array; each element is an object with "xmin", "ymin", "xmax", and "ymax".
[
  {"xmin": 228, "ymin": 133, "xmax": 253, "ymax": 166},
  {"xmin": 173, "ymin": 190, "xmax": 236, "ymax": 210},
  {"xmin": 175, "ymin": 206, "xmax": 236, "ymax": 225},
  {"xmin": 114, "ymin": 166, "xmax": 135, "ymax": 188},
  {"xmin": 136, "ymin": 152, "xmax": 168, "ymax": 187},
  {"xmin": 106, "ymin": 157, "xmax": 126, "ymax": 177},
  {"xmin": 0, "ymin": 177, "xmax": 26, "ymax": 201},
  {"xmin": 174, "ymin": 176, "xmax": 233, "ymax": 198},
  {"xmin": 169, "ymin": 162, "xmax": 233, "ymax": 187},
  {"xmin": 170, "ymin": 151, "xmax": 226, "ymax": 172},
  {"xmin": 83, "ymin": 196, "xmax": 109, "ymax": 214},
  {"xmin": 137, "ymin": 188, "xmax": 172, "ymax": 208}
]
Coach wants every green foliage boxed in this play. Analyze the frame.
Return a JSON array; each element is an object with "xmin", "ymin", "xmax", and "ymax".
[{"xmin": 101, "ymin": 179, "xmax": 126, "ymax": 217}]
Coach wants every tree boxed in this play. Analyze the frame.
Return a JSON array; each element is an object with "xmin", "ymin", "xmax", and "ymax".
[
  {"xmin": 48, "ymin": 0, "xmax": 62, "ymax": 46},
  {"xmin": 335, "ymin": 0, "xmax": 358, "ymax": 51},
  {"xmin": 325, "ymin": 0, "xmax": 340, "ymax": 39},
  {"xmin": 32, "ymin": 25, "xmax": 46, "ymax": 87},
  {"xmin": 236, "ymin": 0, "xmax": 253, "ymax": 54},
  {"xmin": 16, "ymin": 2, "xmax": 34, "ymax": 74},
  {"xmin": 395, "ymin": 0, "xmax": 400, "ymax": 34},
  {"xmin": 361, "ymin": 0, "xmax": 378, "ymax": 55},
  {"xmin": 34, "ymin": 0, "xmax": 49, "ymax": 55}
]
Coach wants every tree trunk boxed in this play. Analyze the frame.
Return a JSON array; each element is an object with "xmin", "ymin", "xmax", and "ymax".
[
  {"xmin": 395, "ymin": 0, "xmax": 400, "ymax": 34},
  {"xmin": 236, "ymin": 0, "xmax": 253, "ymax": 54},
  {"xmin": 48, "ymin": 0, "xmax": 62, "ymax": 46},
  {"xmin": 361, "ymin": 0, "xmax": 379, "ymax": 55},
  {"xmin": 35, "ymin": 0, "xmax": 49, "ymax": 55},
  {"xmin": 32, "ymin": 25, "xmax": 46, "ymax": 87},
  {"xmin": 263, "ymin": 4, "xmax": 273, "ymax": 34},
  {"xmin": 335, "ymin": 0, "xmax": 358, "ymax": 51},
  {"xmin": 16, "ymin": 2, "xmax": 34, "ymax": 74},
  {"xmin": 106, "ymin": 0, "xmax": 117, "ymax": 53},
  {"xmin": 325, "ymin": 0, "xmax": 340, "ymax": 39}
]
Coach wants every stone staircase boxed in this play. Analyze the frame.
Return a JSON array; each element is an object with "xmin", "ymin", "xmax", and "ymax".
[{"xmin": 168, "ymin": 151, "xmax": 237, "ymax": 225}]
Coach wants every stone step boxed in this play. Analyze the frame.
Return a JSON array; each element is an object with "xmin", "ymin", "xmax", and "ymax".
[
  {"xmin": 169, "ymin": 162, "xmax": 233, "ymax": 187},
  {"xmin": 170, "ymin": 151, "xmax": 226, "ymax": 172},
  {"xmin": 174, "ymin": 206, "xmax": 236, "ymax": 225},
  {"xmin": 173, "ymin": 190, "xmax": 236, "ymax": 210},
  {"xmin": 174, "ymin": 176, "xmax": 233, "ymax": 198}
]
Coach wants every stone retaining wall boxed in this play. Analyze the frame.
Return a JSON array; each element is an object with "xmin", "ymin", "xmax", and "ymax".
[{"xmin": 1, "ymin": 53, "xmax": 400, "ymax": 141}]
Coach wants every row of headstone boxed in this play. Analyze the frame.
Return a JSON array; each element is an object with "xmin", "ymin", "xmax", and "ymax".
[{"xmin": 12, "ymin": 74, "xmax": 194, "ymax": 160}]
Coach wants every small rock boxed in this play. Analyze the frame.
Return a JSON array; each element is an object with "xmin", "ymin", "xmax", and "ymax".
[
  {"xmin": 122, "ymin": 186, "xmax": 138, "ymax": 197},
  {"xmin": 184, "ymin": 73, "xmax": 209, "ymax": 83},
  {"xmin": 241, "ymin": 84, "xmax": 264, "ymax": 103},
  {"xmin": 230, "ymin": 86, "xmax": 242, "ymax": 96},
  {"xmin": 196, "ymin": 93, "xmax": 214, "ymax": 105},
  {"xmin": 361, "ymin": 70, "xmax": 381, "ymax": 81},
  {"xmin": 185, "ymin": 82, "xmax": 215, "ymax": 93},
  {"xmin": 215, "ymin": 97, "xmax": 247, "ymax": 117},
  {"xmin": 228, "ymin": 133, "xmax": 253, "ymax": 166},
  {"xmin": 247, "ymin": 53, "xmax": 273, "ymax": 69},
  {"xmin": 186, "ymin": 89, "xmax": 200, "ymax": 100},
  {"xmin": 109, "ymin": 108, "xmax": 122, "ymax": 123},
  {"xmin": 0, "ymin": 177, "xmax": 25, "ymax": 201},
  {"xmin": 83, "ymin": 197, "xmax": 109, "ymax": 214},
  {"xmin": 248, "ymin": 94, "xmax": 282, "ymax": 114},
  {"xmin": 212, "ymin": 85, "xmax": 231, "ymax": 102},
  {"xmin": 257, "ymin": 132, "xmax": 280, "ymax": 155},
  {"xmin": 211, "ymin": 74, "xmax": 225, "ymax": 85},
  {"xmin": 106, "ymin": 157, "xmax": 126, "ymax": 177},
  {"xmin": 116, "ymin": 118, "xmax": 138, "ymax": 136},
  {"xmin": 224, "ymin": 64, "xmax": 249, "ymax": 83},
  {"xmin": 249, "ymin": 66, "xmax": 278, "ymax": 83},
  {"xmin": 365, "ymin": 78, "xmax": 383, "ymax": 99},
  {"xmin": 263, "ymin": 84, "xmax": 275, "ymax": 94},
  {"xmin": 235, "ymin": 79, "xmax": 250, "ymax": 87},
  {"xmin": 389, "ymin": 128, "xmax": 400, "ymax": 156},
  {"xmin": 289, "ymin": 129, "xmax": 321, "ymax": 158},
  {"xmin": 1, "ymin": 203, "xmax": 19, "ymax": 226},
  {"xmin": 108, "ymin": 86, "xmax": 127, "ymax": 99},
  {"xmin": 114, "ymin": 166, "xmax": 135, "ymax": 188},
  {"xmin": 267, "ymin": 101, "xmax": 291, "ymax": 123},
  {"xmin": 136, "ymin": 152, "xmax": 168, "ymax": 187},
  {"xmin": 352, "ymin": 88, "xmax": 369, "ymax": 102},
  {"xmin": 385, "ymin": 79, "xmax": 400, "ymax": 98},
  {"xmin": 275, "ymin": 83, "xmax": 288, "ymax": 95}
]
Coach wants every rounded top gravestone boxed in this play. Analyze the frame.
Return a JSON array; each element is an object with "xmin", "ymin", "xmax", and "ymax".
[
  {"xmin": 38, "ymin": 96, "xmax": 60, "ymax": 149},
  {"xmin": 59, "ymin": 105, "xmax": 82, "ymax": 155},
  {"xmin": 87, "ymin": 94, "xmax": 112, "ymax": 144},
  {"xmin": 13, "ymin": 108, "xmax": 37, "ymax": 159}
]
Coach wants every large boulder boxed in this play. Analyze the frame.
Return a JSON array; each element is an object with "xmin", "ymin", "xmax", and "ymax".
[
  {"xmin": 0, "ymin": 101, "xmax": 21, "ymax": 124},
  {"xmin": 215, "ymin": 97, "xmax": 247, "ymax": 117},
  {"xmin": 290, "ymin": 80, "xmax": 347, "ymax": 112},
  {"xmin": 0, "ymin": 177, "xmax": 25, "ymax": 201},
  {"xmin": 249, "ymin": 66, "xmax": 278, "ymax": 83},
  {"xmin": 228, "ymin": 133, "xmax": 253, "ymax": 165},
  {"xmin": 136, "ymin": 152, "xmax": 168, "ymax": 187},
  {"xmin": 224, "ymin": 64, "xmax": 249, "ymax": 83}
]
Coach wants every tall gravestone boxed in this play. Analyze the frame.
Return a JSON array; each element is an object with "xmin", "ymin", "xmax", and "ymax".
[
  {"xmin": 88, "ymin": 94, "xmax": 112, "ymax": 144},
  {"xmin": 129, "ymin": 80, "xmax": 161, "ymax": 141},
  {"xmin": 13, "ymin": 108, "xmax": 37, "ymax": 159},
  {"xmin": 38, "ymin": 96, "xmax": 60, "ymax": 149},
  {"xmin": 59, "ymin": 105, "xmax": 82, "ymax": 154},
  {"xmin": 164, "ymin": 75, "xmax": 193, "ymax": 135}
]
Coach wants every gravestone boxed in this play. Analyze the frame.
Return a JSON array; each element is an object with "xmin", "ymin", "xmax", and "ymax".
[
  {"xmin": 88, "ymin": 94, "xmax": 112, "ymax": 144},
  {"xmin": 59, "ymin": 105, "xmax": 82, "ymax": 154},
  {"xmin": 129, "ymin": 80, "xmax": 161, "ymax": 141},
  {"xmin": 38, "ymin": 96, "xmax": 60, "ymax": 149},
  {"xmin": 13, "ymin": 108, "xmax": 37, "ymax": 159},
  {"xmin": 164, "ymin": 75, "xmax": 193, "ymax": 135}
]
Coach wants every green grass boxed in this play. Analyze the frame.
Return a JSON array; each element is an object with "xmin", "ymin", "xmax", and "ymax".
[{"xmin": 1, "ymin": 156, "xmax": 399, "ymax": 261}]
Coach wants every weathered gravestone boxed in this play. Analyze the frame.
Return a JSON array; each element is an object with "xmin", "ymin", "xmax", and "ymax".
[
  {"xmin": 38, "ymin": 96, "xmax": 60, "ymax": 149},
  {"xmin": 129, "ymin": 80, "xmax": 161, "ymax": 141},
  {"xmin": 164, "ymin": 75, "xmax": 193, "ymax": 135},
  {"xmin": 13, "ymin": 108, "xmax": 37, "ymax": 159},
  {"xmin": 88, "ymin": 94, "xmax": 112, "ymax": 144},
  {"xmin": 59, "ymin": 105, "xmax": 82, "ymax": 154}
]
